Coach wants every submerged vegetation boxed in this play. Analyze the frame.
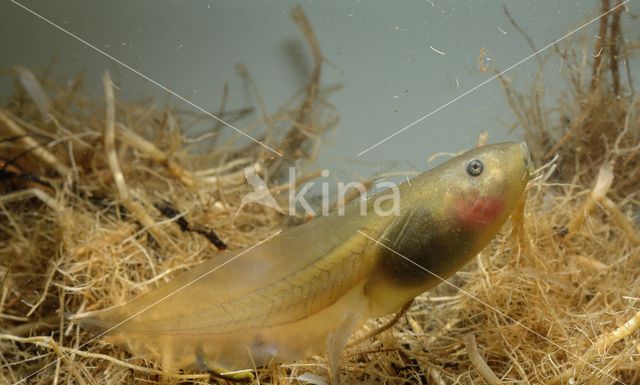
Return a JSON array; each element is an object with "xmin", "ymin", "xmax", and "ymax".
[{"xmin": 1, "ymin": 2, "xmax": 639, "ymax": 384}]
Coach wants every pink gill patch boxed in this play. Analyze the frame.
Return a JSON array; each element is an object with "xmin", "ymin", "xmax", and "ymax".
[{"xmin": 455, "ymin": 196, "xmax": 505, "ymax": 228}]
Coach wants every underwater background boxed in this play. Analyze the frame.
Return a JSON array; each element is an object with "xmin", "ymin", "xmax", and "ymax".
[{"xmin": 3, "ymin": 1, "xmax": 636, "ymax": 178}]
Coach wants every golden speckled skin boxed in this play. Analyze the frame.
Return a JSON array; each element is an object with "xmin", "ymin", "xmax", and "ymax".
[{"xmin": 74, "ymin": 142, "xmax": 531, "ymax": 371}]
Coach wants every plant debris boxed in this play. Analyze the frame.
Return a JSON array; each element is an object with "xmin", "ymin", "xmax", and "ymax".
[{"xmin": 1, "ymin": 3, "xmax": 639, "ymax": 385}]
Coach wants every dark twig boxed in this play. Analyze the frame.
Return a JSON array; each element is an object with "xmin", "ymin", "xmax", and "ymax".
[
  {"xmin": 155, "ymin": 201, "xmax": 227, "ymax": 251},
  {"xmin": 503, "ymin": 6, "xmax": 542, "ymax": 65},
  {"xmin": 608, "ymin": 0, "xmax": 623, "ymax": 97},
  {"xmin": 591, "ymin": 0, "xmax": 611, "ymax": 92}
]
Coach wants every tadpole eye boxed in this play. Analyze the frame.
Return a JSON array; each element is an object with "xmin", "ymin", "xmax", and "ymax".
[{"xmin": 466, "ymin": 159, "xmax": 484, "ymax": 177}]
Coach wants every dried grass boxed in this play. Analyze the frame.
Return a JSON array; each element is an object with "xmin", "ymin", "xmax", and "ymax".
[{"xmin": 1, "ymin": 3, "xmax": 639, "ymax": 385}]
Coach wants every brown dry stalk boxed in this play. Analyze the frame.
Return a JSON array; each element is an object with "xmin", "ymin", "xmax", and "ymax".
[
  {"xmin": 566, "ymin": 160, "xmax": 614, "ymax": 238},
  {"xmin": 102, "ymin": 72, "xmax": 174, "ymax": 251},
  {"xmin": 463, "ymin": 334, "xmax": 501, "ymax": 385},
  {"xmin": 546, "ymin": 309, "xmax": 640, "ymax": 385},
  {"xmin": 0, "ymin": 334, "xmax": 211, "ymax": 382},
  {"xmin": 600, "ymin": 197, "xmax": 640, "ymax": 245},
  {"xmin": 0, "ymin": 188, "xmax": 62, "ymax": 212},
  {"xmin": 0, "ymin": 110, "xmax": 70, "ymax": 177},
  {"xmin": 118, "ymin": 124, "xmax": 198, "ymax": 188}
]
